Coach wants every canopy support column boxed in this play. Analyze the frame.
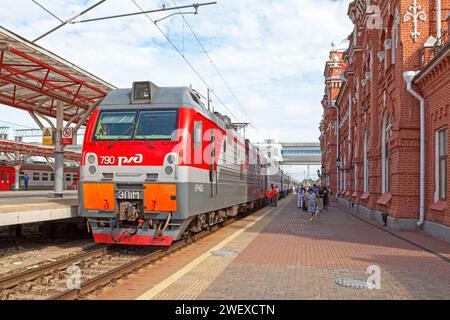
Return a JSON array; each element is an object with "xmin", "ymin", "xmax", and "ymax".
[
  {"xmin": 54, "ymin": 101, "xmax": 64, "ymax": 198},
  {"xmin": 14, "ymin": 153, "xmax": 20, "ymax": 191}
]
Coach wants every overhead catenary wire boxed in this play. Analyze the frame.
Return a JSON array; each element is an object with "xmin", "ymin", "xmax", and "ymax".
[
  {"xmin": 70, "ymin": 2, "xmax": 217, "ymax": 24},
  {"xmin": 171, "ymin": 0, "xmax": 255, "ymax": 130},
  {"xmin": 33, "ymin": 0, "xmax": 108, "ymax": 42},
  {"xmin": 0, "ymin": 120, "xmax": 35, "ymax": 130},
  {"xmin": 32, "ymin": 0, "xmax": 247, "ymax": 128},
  {"xmin": 32, "ymin": 0, "xmax": 63, "ymax": 23},
  {"xmin": 130, "ymin": 0, "xmax": 241, "ymax": 123}
]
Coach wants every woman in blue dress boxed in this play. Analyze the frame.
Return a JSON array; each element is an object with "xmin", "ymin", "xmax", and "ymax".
[{"xmin": 306, "ymin": 189, "xmax": 318, "ymax": 221}]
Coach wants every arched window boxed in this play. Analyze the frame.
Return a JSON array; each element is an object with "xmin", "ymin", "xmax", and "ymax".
[{"xmin": 382, "ymin": 114, "xmax": 393, "ymax": 193}]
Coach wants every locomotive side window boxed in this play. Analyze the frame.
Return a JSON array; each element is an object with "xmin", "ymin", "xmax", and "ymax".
[
  {"xmin": 33, "ymin": 172, "xmax": 40, "ymax": 181},
  {"xmin": 94, "ymin": 112, "xmax": 137, "ymax": 141},
  {"xmin": 135, "ymin": 111, "xmax": 178, "ymax": 140},
  {"xmin": 42, "ymin": 173, "xmax": 49, "ymax": 181},
  {"xmin": 51, "ymin": 173, "xmax": 55, "ymax": 181},
  {"xmin": 66, "ymin": 174, "xmax": 72, "ymax": 182},
  {"xmin": 194, "ymin": 121, "xmax": 202, "ymax": 150}
]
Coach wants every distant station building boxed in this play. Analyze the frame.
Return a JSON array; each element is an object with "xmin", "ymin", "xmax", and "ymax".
[{"xmin": 320, "ymin": 0, "xmax": 450, "ymax": 240}]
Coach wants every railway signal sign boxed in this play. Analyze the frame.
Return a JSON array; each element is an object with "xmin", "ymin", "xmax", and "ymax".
[
  {"xmin": 42, "ymin": 128, "xmax": 54, "ymax": 145},
  {"xmin": 62, "ymin": 127, "xmax": 73, "ymax": 145}
]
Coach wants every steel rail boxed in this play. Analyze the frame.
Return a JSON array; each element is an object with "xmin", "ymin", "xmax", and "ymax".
[
  {"xmin": 49, "ymin": 241, "xmax": 186, "ymax": 300},
  {"xmin": 0, "ymin": 245, "xmax": 110, "ymax": 290},
  {"xmin": 0, "ymin": 201, "xmax": 265, "ymax": 300},
  {"xmin": 50, "ymin": 217, "xmax": 245, "ymax": 300}
]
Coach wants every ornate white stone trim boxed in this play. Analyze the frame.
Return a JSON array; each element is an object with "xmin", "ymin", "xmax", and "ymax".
[{"xmin": 403, "ymin": 0, "xmax": 427, "ymax": 42}]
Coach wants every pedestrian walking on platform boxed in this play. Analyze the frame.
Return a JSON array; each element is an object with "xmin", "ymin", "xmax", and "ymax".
[
  {"xmin": 306, "ymin": 189, "xmax": 319, "ymax": 221},
  {"xmin": 323, "ymin": 186, "xmax": 330, "ymax": 211},
  {"xmin": 297, "ymin": 186, "xmax": 305, "ymax": 209},
  {"xmin": 273, "ymin": 185, "xmax": 279, "ymax": 207},
  {"xmin": 318, "ymin": 187, "xmax": 325, "ymax": 213},
  {"xmin": 24, "ymin": 174, "xmax": 29, "ymax": 191}
]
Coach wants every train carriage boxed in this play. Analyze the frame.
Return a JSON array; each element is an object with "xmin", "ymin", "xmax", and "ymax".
[
  {"xmin": 0, "ymin": 163, "xmax": 78, "ymax": 191},
  {"xmin": 79, "ymin": 82, "xmax": 290, "ymax": 246}
]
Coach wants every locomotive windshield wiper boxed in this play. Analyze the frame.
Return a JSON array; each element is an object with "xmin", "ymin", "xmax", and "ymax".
[{"xmin": 108, "ymin": 122, "xmax": 136, "ymax": 149}]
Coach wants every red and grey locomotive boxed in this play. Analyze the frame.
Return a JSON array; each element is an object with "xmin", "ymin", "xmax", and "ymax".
[{"xmin": 79, "ymin": 82, "xmax": 288, "ymax": 246}]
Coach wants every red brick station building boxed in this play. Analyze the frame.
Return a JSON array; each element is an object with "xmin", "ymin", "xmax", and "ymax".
[{"xmin": 320, "ymin": 0, "xmax": 450, "ymax": 241}]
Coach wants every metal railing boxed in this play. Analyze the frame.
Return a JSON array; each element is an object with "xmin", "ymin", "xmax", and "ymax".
[{"xmin": 433, "ymin": 32, "xmax": 449, "ymax": 55}]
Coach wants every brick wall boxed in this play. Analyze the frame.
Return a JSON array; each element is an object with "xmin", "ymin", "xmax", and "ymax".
[{"xmin": 320, "ymin": 0, "xmax": 450, "ymax": 227}]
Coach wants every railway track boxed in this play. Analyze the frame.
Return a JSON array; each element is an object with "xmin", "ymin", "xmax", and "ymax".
[{"xmin": 0, "ymin": 209, "xmax": 254, "ymax": 300}]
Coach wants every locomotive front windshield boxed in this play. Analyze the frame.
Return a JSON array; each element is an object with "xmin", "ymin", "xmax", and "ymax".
[
  {"xmin": 135, "ymin": 111, "xmax": 178, "ymax": 140},
  {"xmin": 94, "ymin": 111, "xmax": 136, "ymax": 140},
  {"xmin": 93, "ymin": 110, "xmax": 178, "ymax": 141}
]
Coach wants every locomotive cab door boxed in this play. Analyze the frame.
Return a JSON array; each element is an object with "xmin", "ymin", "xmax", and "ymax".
[
  {"xmin": 209, "ymin": 129, "xmax": 216, "ymax": 198},
  {"xmin": 0, "ymin": 169, "xmax": 4, "ymax": 191},
  {"xmin": 5, "ymin": 170, "xmax": 10, "ymax": 191}
]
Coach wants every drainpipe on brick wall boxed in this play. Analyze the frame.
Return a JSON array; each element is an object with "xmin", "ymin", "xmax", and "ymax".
[
  {"xmin": 437, "ymin": 0, "xmax": 442, "ymax": 40},
  {"xmin": 403, "ymin": 71, "xmax": 425, "ymax": 227},
  {"xmin": 330, "ymin": 102, "xmax": 339, "ymax": 198}
]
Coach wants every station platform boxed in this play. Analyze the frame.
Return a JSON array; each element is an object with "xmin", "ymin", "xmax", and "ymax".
[
  {"xmin": 94, "ymin": 197, "xmax": 450, "ymax": 300},
  {"xmin": 0, "ymin": 191, "xmax": 78, "ymax": 227}
]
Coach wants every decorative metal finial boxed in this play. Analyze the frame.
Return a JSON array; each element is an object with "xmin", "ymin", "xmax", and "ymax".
[
  {"xmin": 331, "ymin": 41, "xmax": 337, "ymax": 50},
  {"xmin": 403, "ymin": 0, "xmax": 427, "ymax": 42}
]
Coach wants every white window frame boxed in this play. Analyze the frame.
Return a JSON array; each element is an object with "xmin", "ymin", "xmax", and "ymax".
[
  {"xmin": 435, "ymin": 128, "xmax": 448, "ymax": 202},
  {"xmin": 381, "ymin": 113, "xmax": 392, "ymax": 194},
  {"xmin": 364, "ymin": 129, "xmax": 369, "ymax": 193}
]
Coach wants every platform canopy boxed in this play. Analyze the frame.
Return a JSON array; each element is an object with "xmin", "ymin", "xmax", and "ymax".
[
  {"xmin": 0, "ymin": 139, "xmax": 80, "ymax": 162},
  {"xmin": 0, "ymin": 26, "xmax": 115, "ymax": 123}
]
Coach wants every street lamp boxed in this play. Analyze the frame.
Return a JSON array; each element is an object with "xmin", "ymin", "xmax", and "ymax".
[
  {"xmin": 336, "ymin": 156, "xmax": 342, "ymax": 169},
  {"xmin": 335, "ymin": 156, "xmax": 342, "ymax": 198}
]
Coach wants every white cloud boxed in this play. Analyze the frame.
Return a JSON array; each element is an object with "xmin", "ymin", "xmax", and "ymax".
[{"xmin": 0, "ymin": 0, "xmax": 353, "ymax": 160}]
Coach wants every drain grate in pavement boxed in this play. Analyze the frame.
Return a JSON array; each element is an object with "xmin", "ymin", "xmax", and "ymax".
[
  {"xmin": 335, "ymin": 278, "xmax": 368, "ymax": 289},
  {"xmin": 211, "ymin": 250, "xmax": 239, "ymax": 257}
]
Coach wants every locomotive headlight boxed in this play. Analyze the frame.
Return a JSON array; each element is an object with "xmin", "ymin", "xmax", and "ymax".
[
  {"xmin": 88, "ymin": 166, "xmax": 97, "ymax": 175},
  {"xmin": 167, "ymin": 154, "xmax": 176, "ymax": 165},
  {"xmin": 86, "ymin": 153, "xmax": 98, "ymax": 165},
  {"xmin": 87, "ymin": 155, "xmax": 96, "ymax": 164},
  {"xmin": 164, "ymin": 166, "xmax": 174, "ymax": 176},
  {"xmin": 163, "ymin": 153, "xmax": 178, "ymax": 177}
]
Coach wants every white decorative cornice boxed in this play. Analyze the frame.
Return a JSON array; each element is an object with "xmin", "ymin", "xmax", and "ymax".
[{"xmin": 403, "ymin": 0, "xmax": 427, "ymax": 43}]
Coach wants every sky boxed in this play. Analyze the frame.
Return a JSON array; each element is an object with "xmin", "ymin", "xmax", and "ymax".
[{"xmin": 0, "ymin": 0, "xmax": 353, "ymax": 181}]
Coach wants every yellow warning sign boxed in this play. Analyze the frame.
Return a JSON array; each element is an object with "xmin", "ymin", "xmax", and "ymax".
[{"xmin": 42, "ymin": 128, "xmax": 54, "ymax": 146}]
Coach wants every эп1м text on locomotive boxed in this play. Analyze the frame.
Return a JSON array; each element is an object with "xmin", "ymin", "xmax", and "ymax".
[{"xmin": 79, "ymin": 81, "xmax": 291, "ymax": 246}]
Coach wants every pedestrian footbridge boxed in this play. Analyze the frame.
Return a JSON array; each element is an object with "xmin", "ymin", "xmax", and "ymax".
[{"xmin": 281, "ymin": 143, "xmax": 321, "ymax": 165}]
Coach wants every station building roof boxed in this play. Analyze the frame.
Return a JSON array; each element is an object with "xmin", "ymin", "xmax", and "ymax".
[{"xmin": 0, "ymin": 26, "xmax": 116, "ymax": 123}]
